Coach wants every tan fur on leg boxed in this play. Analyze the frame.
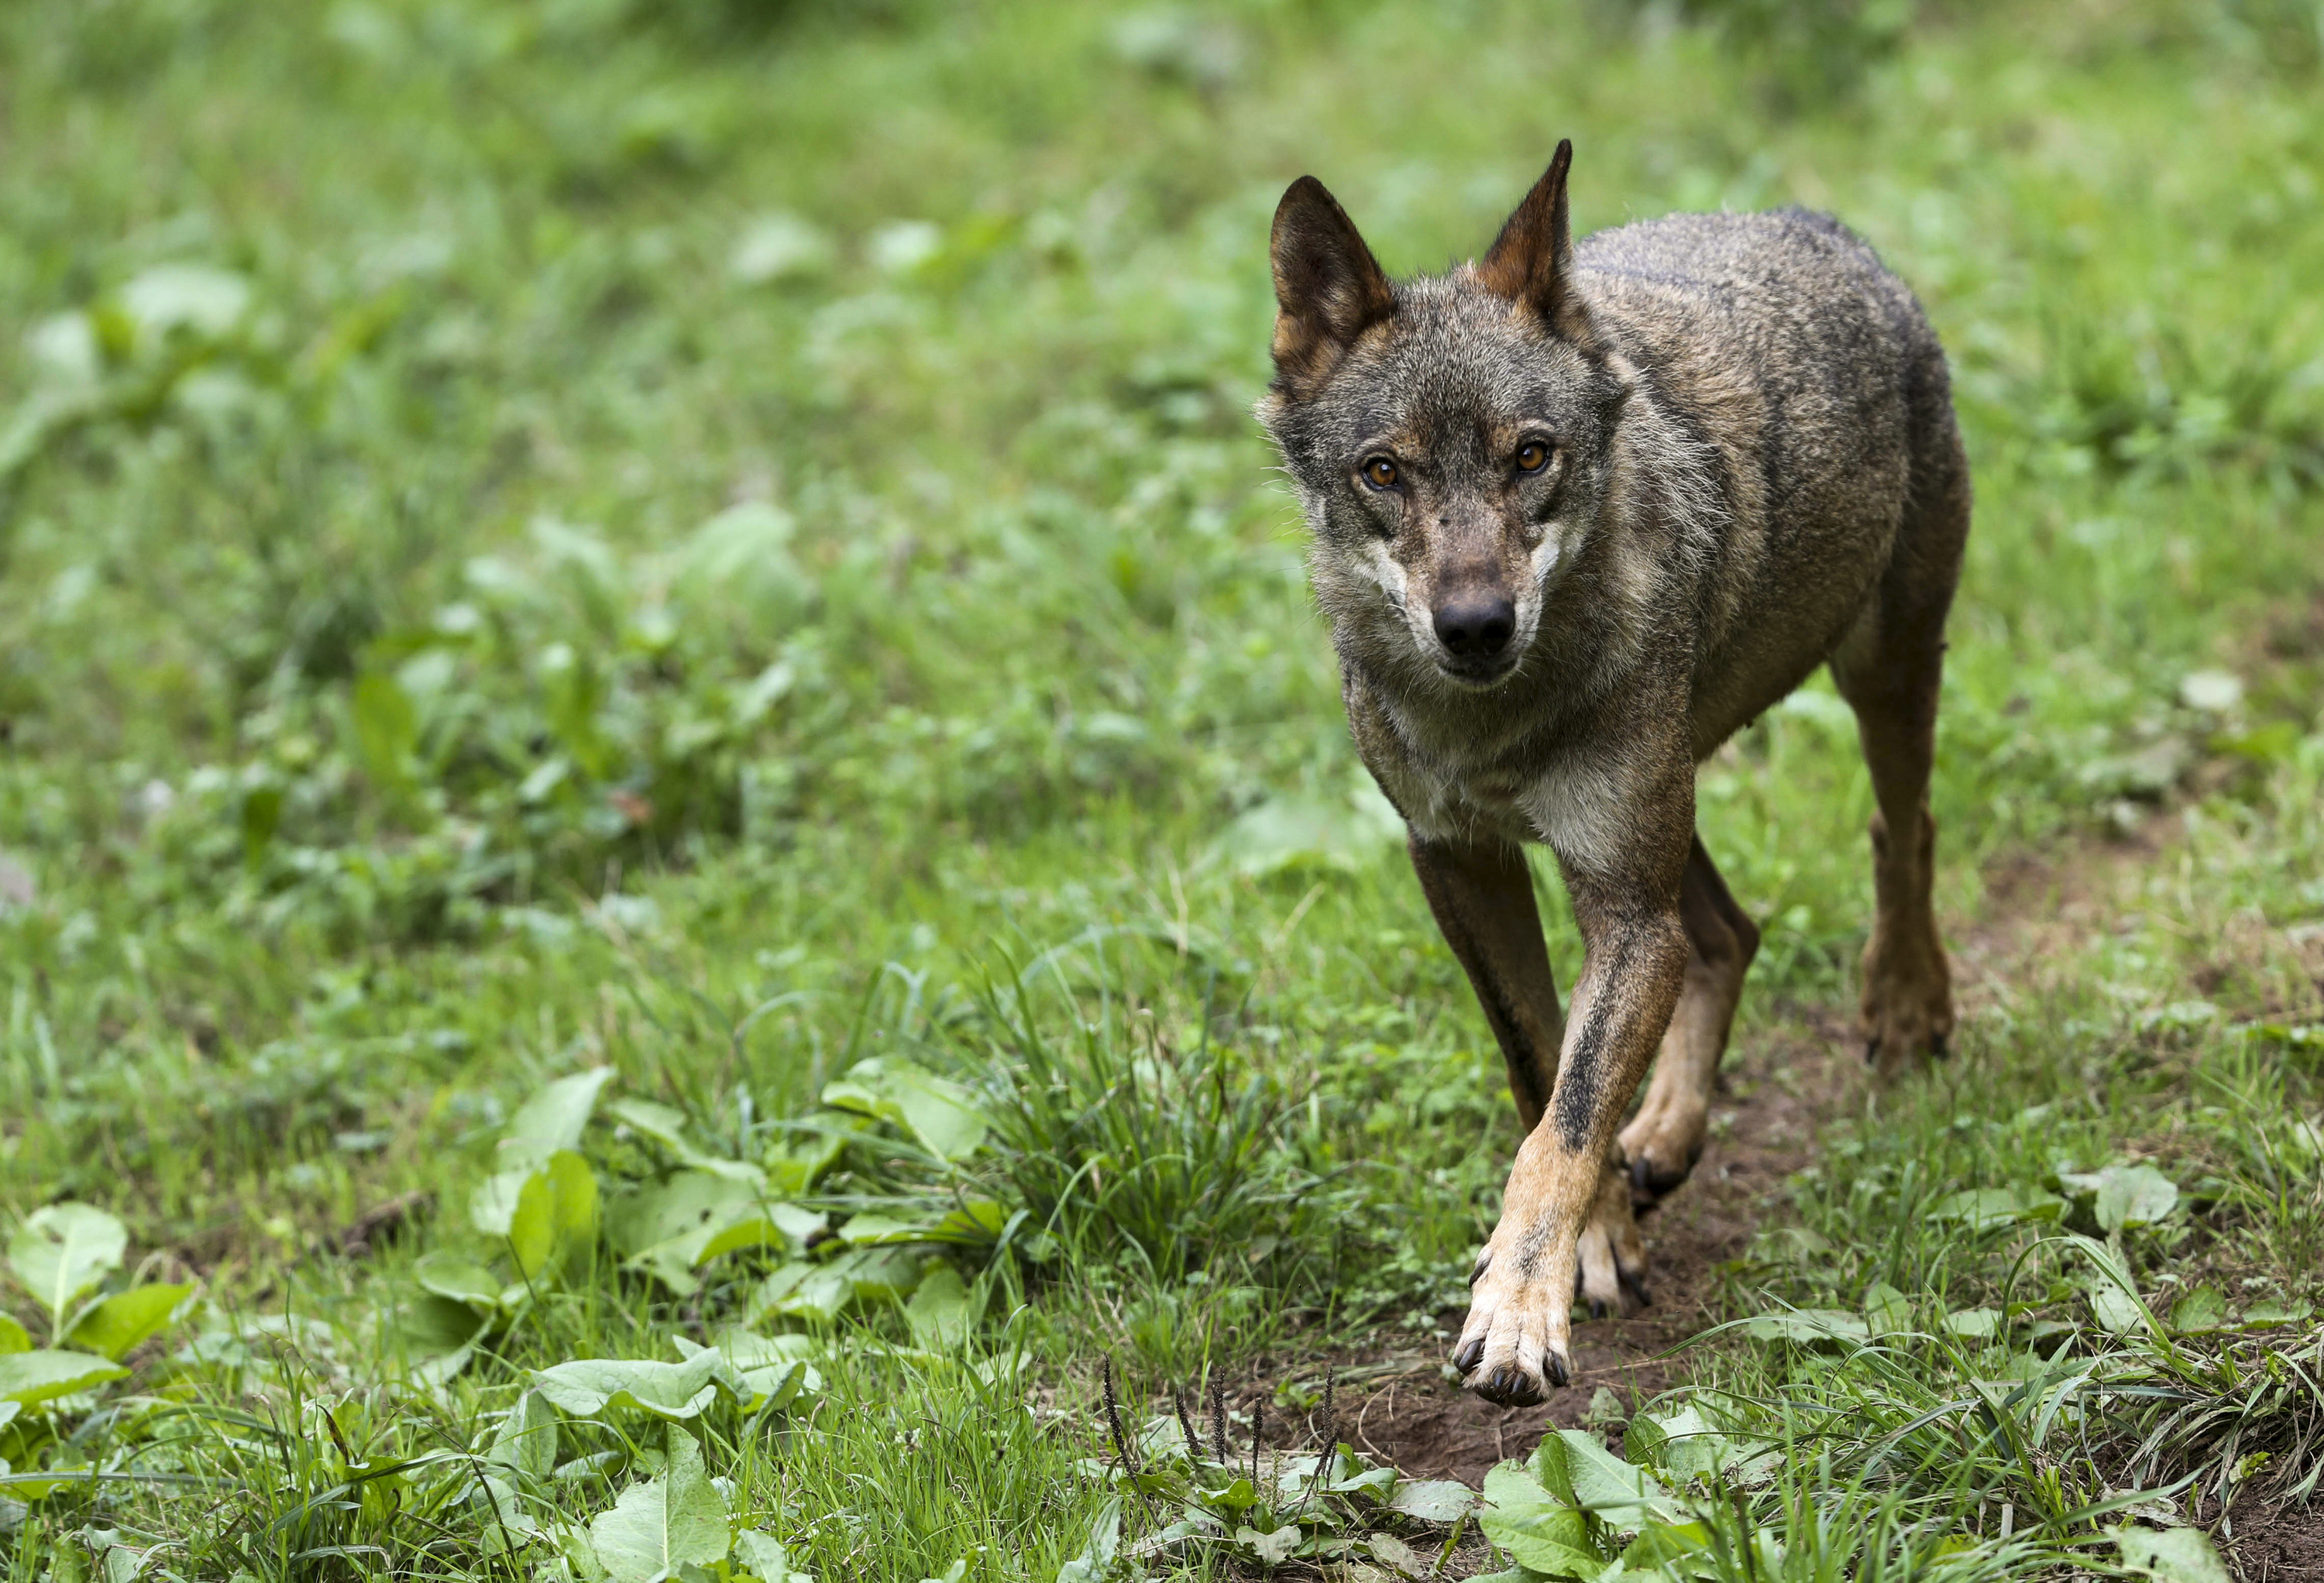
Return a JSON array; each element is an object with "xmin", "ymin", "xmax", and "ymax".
[{"xmin": 1619, "ymin": 836, "xmax": 1759, "ymax": 1204}]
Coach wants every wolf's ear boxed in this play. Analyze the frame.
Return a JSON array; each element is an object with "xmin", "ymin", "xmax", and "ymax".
[
  {"xmin": 1269, "ymin": 176, "xmax": 1394, "ymax": 398},
  {"xmin": 1479, "ymin": 139, "xmax": 1594, "ymax": 344}
]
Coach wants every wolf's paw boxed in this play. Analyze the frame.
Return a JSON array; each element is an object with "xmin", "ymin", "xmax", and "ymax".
[
  {"xmin": 1453, "ymin": 1164, "xmax": 1647, "ymax": 1405},
  {"xmin": 1617, "ymin": 1103, "xmax": 1707, "ymax": 1210},
  {"xmin": 1860, "ymin": 929, "xmax": 1954, "ymax": 1075}
]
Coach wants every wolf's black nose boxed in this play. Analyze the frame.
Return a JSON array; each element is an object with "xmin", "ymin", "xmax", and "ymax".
[{"xmin": 1433, "ymin": 595, "xmax": 1515, "ymax": 658}]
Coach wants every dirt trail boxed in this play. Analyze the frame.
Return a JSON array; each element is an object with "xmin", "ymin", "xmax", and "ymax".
[
  {"xmin": 1313, "ymin": 1012, "xmax": 1855, "ymax": 1485},
  {"xmin": 1298, "ymin": 819, "xmax": 2177, "ymax": 1488}
]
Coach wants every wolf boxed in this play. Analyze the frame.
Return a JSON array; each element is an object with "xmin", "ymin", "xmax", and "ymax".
[{"xmin": 1257, "ymin": 141, "xmax": 1967, "ymax": 1406}]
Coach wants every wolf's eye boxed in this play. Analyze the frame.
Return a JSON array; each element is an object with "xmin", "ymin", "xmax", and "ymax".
[
  {"xmin": 1515, "ymin": 440, "xmax": 1552, "ymax": 474},
  {"xmin": 1360, "ymin": 456, "xmax": 1399, "ymax": 489}
]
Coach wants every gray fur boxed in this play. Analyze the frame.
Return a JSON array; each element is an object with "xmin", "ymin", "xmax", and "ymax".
[
  {"xmin": 1260, "ymin": 200, "xmax": 1965, "ymax": 874},
  {"xmin": 1260, "ymin": 146, "xmax": 1968, "ymax": 1406}
]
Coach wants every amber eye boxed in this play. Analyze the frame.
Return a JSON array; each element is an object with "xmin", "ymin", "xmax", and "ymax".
[
  {"xmin": 1516, "ymin": 440, "xmax": 1552, "ymax": 474},
  {"xmin": 1360, "ymin": 456, "xmax": 1399, "ymax": 489}
]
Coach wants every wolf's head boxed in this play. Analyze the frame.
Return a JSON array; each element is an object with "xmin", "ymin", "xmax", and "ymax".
[{"xmin": 1257, "ymin": 142, "xmax": 1631, "ymax": 693}]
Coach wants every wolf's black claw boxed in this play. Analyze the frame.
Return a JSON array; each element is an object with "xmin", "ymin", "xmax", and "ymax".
[
  {"xmin": 1452, "ymin": 1336, "xmax": 1484, "ymax": 1373},
  {"xmin": 1468, "ymin": 1251, "xmax": 1491, "ymax": 1288},
  {"xmin": 1619, "ymin": 1269, "xmax": 1654, "ymax": 1310},
  {"xmin": 1590, "ymin": 1298, "xmax": 1608, "ymax": 1321},
  {"xmin": 1546, "ymin": 1351, "xmax": 1570, "ymax": 1389},
  {"xmin": 1477, "ymin": 1366, "xmax": 1545, "ymax": 1406}
]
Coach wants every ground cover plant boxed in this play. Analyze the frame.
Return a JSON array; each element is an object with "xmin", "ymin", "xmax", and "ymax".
[{"xmin": 0, "ymin": 0, "xmax": 2320, "ymax": 1577}]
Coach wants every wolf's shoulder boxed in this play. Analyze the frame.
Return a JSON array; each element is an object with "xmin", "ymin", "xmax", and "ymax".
[{"xmin": 1575, "ymin": 205, "xmax": 1888, "ymax": 293}]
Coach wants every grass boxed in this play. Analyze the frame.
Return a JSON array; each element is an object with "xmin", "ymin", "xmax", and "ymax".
[{"xmin": 0, "ymin": 0, "xmax": 2320, "ymax": 1577}]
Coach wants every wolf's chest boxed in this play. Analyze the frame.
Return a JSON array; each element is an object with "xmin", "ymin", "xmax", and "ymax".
[
  {"xmin": 1356, "ymin": 696, "xmax": 1635, "ymax": 875},
  {"xmin": 1356, "ymin": 713, "xmax": 1548, "ymax": 840}
]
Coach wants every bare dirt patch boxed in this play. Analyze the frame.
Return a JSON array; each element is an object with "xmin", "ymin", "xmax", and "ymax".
[{"xmin": 2222, "ymin": 1499, "xmax": 2324, "ymax": 1583}]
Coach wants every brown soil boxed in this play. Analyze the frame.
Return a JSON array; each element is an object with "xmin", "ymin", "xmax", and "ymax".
[
  {"xmin": 2222, "ymin": 1500, "xmax": 2324, "ymax": 1583},
  {"xmin": 1273, "ymin": 1015, "xmax": 1862, "ymax": 1487},
  {"xmin": 1296, "ymin": 811, "xmax": 2203, "ymax": 1491}
]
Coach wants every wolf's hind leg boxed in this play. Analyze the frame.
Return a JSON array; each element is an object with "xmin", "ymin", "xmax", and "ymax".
[
  {"xmin": 1831, "ymin": 440, "xmax": 1966, "ymax": 1071},
  {"xmin": 1618, "ymin": 834, "xmax": 1758, "ymax": 1207}
]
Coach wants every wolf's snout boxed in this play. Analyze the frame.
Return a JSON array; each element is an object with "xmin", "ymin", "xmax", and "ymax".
[{"xmin": 1432, "ymin": 593, "xmax": 1516, "ymax": 658}]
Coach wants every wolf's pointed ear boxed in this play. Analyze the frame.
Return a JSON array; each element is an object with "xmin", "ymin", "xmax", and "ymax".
[
  {"xmin": 1479, "ymin": 139, "xmax": 1594, "ymax": 344},
  {"xmin": 1269, "ymin": 176, "xmax": 1394, "ymax": 398}
]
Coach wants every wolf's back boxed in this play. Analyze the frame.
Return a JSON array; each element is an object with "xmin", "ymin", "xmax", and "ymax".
[{"xmin": 1573, "ymin": 206, "xmax": 1961, "ymax": 748}]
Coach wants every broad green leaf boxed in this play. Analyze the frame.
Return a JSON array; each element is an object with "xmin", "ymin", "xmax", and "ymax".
[
  {"xmin": 63, "ymin": 1283, "xmax": 192, "ymax": 1362},
  {"xmin": 764, "ymin": 1125, "xmax": 856, "ymax": 1196},
  {"xmin": 2240, "ymin": 1297, "xmax": 2314, "ymax": 1327},
  {"xmin": 1629, "ymin": 1405, "xmax": 1765, "ymax": 1488},
  {"xmin": 927, "ymin": 1199, "xmax": 1011, "ymax": 1247},
  {"xmin": 1483, "ymin": 1458, "xmax": 1560, "ymax": 1515},
  {"xmin": 734, "ymin": 1530, "xmax": 814, "ymax": 1582},
  {"xmin": 675, "ymin": 501, "xmax": 807, "ymax": 628},
  {"xmin": 1535, "ymin": 1430, "xmax": 1682, "ymax": 1523},
  {"xmin": 1329, "ymin": 1464, "xmax": 1398, "ymax": 1499},
  {"xmin": 1236, "ymin": 1525, "xmax": 1301, "ymax": 1564},
  {"xmin": 1619, "ymin": 1520, "xmax": 1715, "ymax": 1574},
  {"xmin": 905, "ymin": 1265, "xmax": 971, "ymax": 1348},
  {"xmin": 391, "ymin": 1293, "xmax": 490, "ymax": 1371},
  {"xmin": 414, "ymin": 1253, "xmax": 506, "ymax": 1310},
  {"xmin": 610, "ymin": 1172, "xmax": 759, "ymax": 1255},
  {"xmin": 118, "ymin": 263, "xmax": 249, "ymax": 344},
  {"xmin": 694, "ymin": 1207, "xmax": 820, "ymax": 1264},
  {"xmin": 2092, "ymin": 1286, "xmax": 2147, "ymax": 1335},
  {"xmin": 700, "ymin": 1331, "xmax": 818, "ymax": 1411},
  {"xmin": 0, "ymin": 1314, "xmax": 28, "ymax": 1355},
  {"xmin": 502, "ymin": 1069, "xmax": 616, "ymax": 1166},
  {"xmin": 588, "ymin": 1427, "xmax": 729, "ymax": 1583},
  {"xmin": 820, "ymin": 1059, "xmax": 989, "ymax": 1161},
  {"xmin": 1741, "ymin": 1309, "xmax": 1869, "ymax": 1345},
  {"xmin": 532, "ymin": 1352, "xmax": 737, "ymax": 1420},
  {"xmin": 489, "ymin": 1391, "xmax": 559, "ymax": 1482},
  {"xmin": 749, "ymin": 1262, "xmax": 852, "ymax": 1324},
  {"xmin": 1212, "ymin": 792, "xmax": 1399, "ymax": 877},
  {"xmin": 839, "ymin": 1245, "xmax": 932, "ymax": 1303},
  {"xmin": 2095, "ymin": 1166, "xmax": 2180, "ymax": 1232},
  {"xmin": 2169, "ymin": 1285, "xmax": 2227, "ymax": 1334},
  {"xmin": 1386, "ymin": 1478, "xmax": 1476, "ymax": 1523},
  {"xmin": 0, "ymin": 1348, "xmax": 128, "ymax": 1406},
  {"xmin": 606, "ymin": 1098, "xmax": 765, "ymax": 1183},
  {"xmin": 9, "ymin": 1204, "xmax": 127, "ymax": 1335},
  {"xmin": 755, "ymin": 1245, "xmax": 929, "ymax": 1324},
  {"xmin": 472, "ymin": 1169, "xmax": 534, "ymax": 1243},
  {"xmin": 2115, "ymin": 1525, "xmax": 2231, "ymax": 1583},
  {"xmin": 473, "ymin": 1150, "xmax": 598, "ymax": 1279},
  {"xmin": 1367, "ymin": 1532, "xmax": 1425, "ymax": 1572},
  {"xmin": 1927, "ymin": 1186, "xmax": 2066, "ymax": 1230},
  {"xmin": 1863, "ymin": 1282, "xmax": 1913, "ymax": 1337},
  {"xmin": 1479, "ymin": 1495, "xmax": 1604, "ymax": 1579},
  {"xmin": 840, "ymin": 1212, "xmax": 933, "ymax": 1245},
  {"xmin": 1055, "ymin": 1497, "xmax": 1122, "ymax": 1583},
  {"xmin": 350, "ymin": 671, "xmax": 419, "ymax": 793},
  {"xmin": 614, "ymin": 1173, "xmax": 825, "ymax": 1294},
  {"xmin": 1944, "ymin": 1307, "xmax": 2002, "ymax": 1339},
  {"xmin": 841, "ymin": 1199, "xmax": 1007, "ymax": 1250}
]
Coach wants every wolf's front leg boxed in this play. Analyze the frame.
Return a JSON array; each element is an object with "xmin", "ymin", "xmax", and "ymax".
[{"xmin": 1455, "ymin": 875, "xmax": 1690, "ymax": 1405}]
